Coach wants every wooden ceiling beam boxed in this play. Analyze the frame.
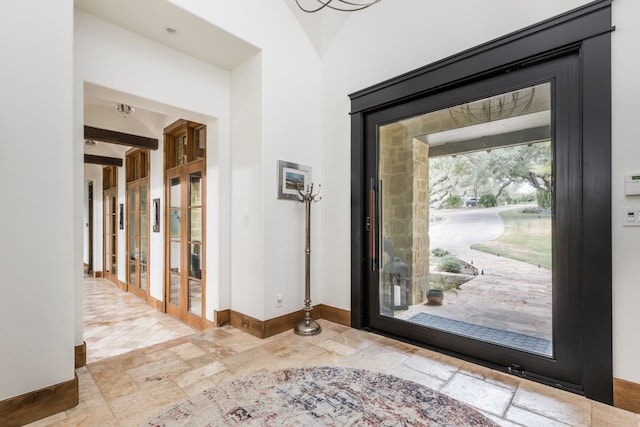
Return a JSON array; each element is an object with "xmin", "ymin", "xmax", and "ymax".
[
  {"xmin": 84, "ymin": 154, "xmax": 123, "ymax": 167},
  {"xmin": 84, "ymin": 126, "xmax": 158, "ymax": 150}
]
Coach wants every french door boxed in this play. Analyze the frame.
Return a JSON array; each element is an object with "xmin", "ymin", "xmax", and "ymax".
[
  {"xmin": 363, "ymin": 56, "xmax": 586, "ymax": 389},
  {"xmin": 126, "ymin": 181, "xmax": 149, "ymax": 299},
  {"xmin": 165, "ymin": 164, "xmax": 205, "ymax": 328},
  {"xmin": 103, "ymin": 187, "xmax": 118, "ymax": 285}
]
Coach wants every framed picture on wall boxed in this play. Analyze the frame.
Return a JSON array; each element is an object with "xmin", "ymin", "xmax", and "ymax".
[{"xmin": 277, "ymin": 160, "xmax": 311, "ymax": 200}]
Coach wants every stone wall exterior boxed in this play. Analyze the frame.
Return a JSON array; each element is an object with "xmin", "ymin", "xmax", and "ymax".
[{"xmin": 380, "ymin": 125, "xmax": 430, "ymax": 306}]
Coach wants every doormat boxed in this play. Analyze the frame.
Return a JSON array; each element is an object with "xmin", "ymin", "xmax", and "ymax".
[
  {"xmin": 408, "ymin": 312, "xmax": 552, "ymax": 356},
  {"xmin": 140, "ymin": 366, "xmax": 498, "ymax": 426}
]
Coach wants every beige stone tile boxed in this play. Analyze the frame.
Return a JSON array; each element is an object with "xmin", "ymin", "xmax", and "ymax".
[
  {"xmin": 478, "ymin": 410, "xmax": 524, "ymax": 427},
  {"xmin": 174, "ymin": 361, "xmax": 226, "ymax": 388},
  {"xmin": 108, "ymin": 378, "xmax": 188, "ymax": 425},
  {"xmin": 170, "ymin": 341, "xmax": 207, "ymax": 361},
  {"xmin": 402, "ymin": 351, "xmax": 462, "ymax": 381},
  {"xmin": 329, "ymin": 327, "xmax": 379, "ymax": 351},
  {"xmin": 23, "ymin": 412, "xmax": 67, "ymax": 427},
  {"xmin": 312, "ymin": 337, "xmax": 359, "ymax": 356},
  {"xmin": 126, "ymin": 356, "xmax": 191, "ymax": 387},
  {"xmin": 337, "ymin": 342, "xmax": 409, "ymax": 374},
  {"xmin": 90, "ymin": 369, "xmax": 138, "ymax": 401},
  {"xmin": 440, "ymin": 372, "xmax": 514, "ymax": 416},
  {"xmin": 459, "ymin": 361, "xmax": 521, "ymax": 390},
  {"xmin": 511, "ymin": 379, "xmax": 591, "ymax": 426},
  {"xmin": 591, "ymin": 401, "xmax": 639, "ymax": 426},
  {"xmin": 388, "ymin": 363, "xmax": 447, "ymax": 391},
  {"xmin": 505, "ymin": 405, "xmax": 572, "ymax": 427}
]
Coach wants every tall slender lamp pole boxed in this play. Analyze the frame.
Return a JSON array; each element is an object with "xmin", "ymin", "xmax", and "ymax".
[{"xmin": 294, "ymin": 183, "xmax": 322, "ymax": 336}]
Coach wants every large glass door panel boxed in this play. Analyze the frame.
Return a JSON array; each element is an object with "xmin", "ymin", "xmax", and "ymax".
[
  {"xmin": 188, "ymin": 171, "xmax": 203, "ymax": 316},
  {"xmin": 167, "ymin": 175, "xmax": 182, "ymax": 313},
  {"xmin": 379, "ymin": 83, "xmax": 553, "ymax": 355},
  {"xmin": 367, "ymin": 56, "xmax": 582, "ymax": 387},
  {"xmin": 126, "ymin": 181, "xmax": 149, "ymax": 298},
  {"xmin": 103, "ymin": 189, "xmax": 118, "ymax": 285}
]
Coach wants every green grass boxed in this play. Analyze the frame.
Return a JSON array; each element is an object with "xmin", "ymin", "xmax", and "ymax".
[{"xmin": 471, "ymin": 209, "xmax": 552, "ymax": 269}]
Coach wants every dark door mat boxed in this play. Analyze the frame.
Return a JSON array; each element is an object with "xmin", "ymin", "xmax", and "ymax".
[{"xmin": 408, "ymin": 312, "xmax": 552, "ymax": 356}]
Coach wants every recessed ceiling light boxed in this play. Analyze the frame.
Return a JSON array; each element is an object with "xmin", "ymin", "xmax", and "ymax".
[{"xmin": 165, "ymin": 26, "xmax": 177, "ymax": 35}]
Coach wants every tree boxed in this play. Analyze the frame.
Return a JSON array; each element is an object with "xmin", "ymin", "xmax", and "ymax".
[{"xmin": 429, "ymin": 141, "xmax": 552, "ymax": 209}]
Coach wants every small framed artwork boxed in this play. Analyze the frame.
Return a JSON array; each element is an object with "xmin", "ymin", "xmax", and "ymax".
[
  {"xmin": 119, "ymin": 203, "xmax": 124, "ymax": 230},
  {"xmin": 152, "ymin": 198, "xmax": 160, "ymax": 232},
  {"xmin": 277, "ymin": 160, "xmax": 311, "ymax": 200}
]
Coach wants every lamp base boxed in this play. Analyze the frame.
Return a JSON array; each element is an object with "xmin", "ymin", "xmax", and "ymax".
[{"xmin": 293, "ymin": 319, "xmax": 322, "ymax": 336}]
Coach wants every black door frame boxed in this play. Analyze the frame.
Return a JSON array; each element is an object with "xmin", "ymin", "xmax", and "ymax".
[{"xmin": 350, "ymin": 0, "xmax": 613, "ymax": 403}]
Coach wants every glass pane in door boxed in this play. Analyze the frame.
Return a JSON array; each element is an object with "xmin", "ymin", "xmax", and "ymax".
[
  {"xmin": 188, "ymin": 279, "xmax": 202, "ymax": 316},
  {"xmin": 140, "ymin": 237, "xmax": 147, "ymax": 290},
  {"xmin": 104, "ymin": 196, "xmax": 111, "ymax": 273},
  {"xmin": 378, "ymin": 83, "xmax": 553, "ymax": 357}
]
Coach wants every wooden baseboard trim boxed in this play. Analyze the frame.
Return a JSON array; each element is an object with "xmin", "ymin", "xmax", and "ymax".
[
  {"xmin": 74, "ymin": 342, "xmax": 86, "ymax": 369},
  {"xmin": 117, "ymin": 280, "xmax": 127, "ymax": 292},
  {"xmin": 214, "ymin": 309, "xmax": 230, "ymax": 327},
  {"xmin": 93, "ymin": 271, "xmax": 103, "ymax": 278},
  {"xmin": 148, "ymin": 295, "xmax": 164, "ymax": 313},
  {"xmin": 316, "ymin": 304, "xmax": 351, "ymax": 327},
  {"xmin": 230, "ymin": 305, "xmax": 350, "ymax": 339},
  {"xmin": 614, "ymin": 378, "xmax": 640, "ymax": 414},
  {"xmin": 0, "ymin": 374, "xmax": 79, "ymax": 427}
]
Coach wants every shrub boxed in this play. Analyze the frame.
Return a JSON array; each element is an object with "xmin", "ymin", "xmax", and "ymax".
[
  {"xmin": 431, "ymin": 248, "xmax": 452, "ymax": 257},
  {"xmin": 479, "ymin": 194, "xmax": 497, "ymax": 207},
  {"xmin": 442, "ymin": 195, "xmax": 462, "ymax": 209},
  {"xmin": 438, "ymin": 255, "xmax": 462, "ymax": 273}
]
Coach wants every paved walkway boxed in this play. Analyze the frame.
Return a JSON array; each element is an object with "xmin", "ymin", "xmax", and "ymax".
[{"xmin": 396, "ymin": 206, "xmax": 552, "ymax": 343}]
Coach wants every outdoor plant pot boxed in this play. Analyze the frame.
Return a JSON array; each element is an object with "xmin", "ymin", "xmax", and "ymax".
[{"xmin": 426, "ymin": 289, "xmax": 444, "ymax": 305}]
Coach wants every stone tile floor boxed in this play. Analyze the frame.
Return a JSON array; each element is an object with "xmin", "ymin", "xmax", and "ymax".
[{"xmin": 25, "ymin": 279, "xmax": 640, "ymax": 426}]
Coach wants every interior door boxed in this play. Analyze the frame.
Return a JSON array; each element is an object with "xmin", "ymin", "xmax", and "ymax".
[
  {"xmin": 127, "ymin": 182, "xmax": 149, "ymax": 298},
  {"xmin": 103, "ymin": 188, "xmax": 118, "ymax": 285},
  {"xmin": 165, "ymin": 163, "xmax": 205, "ymax": 328},
  {"xmin": 365, "ymin": 55, "xmax": 583, "ymax": 389}
]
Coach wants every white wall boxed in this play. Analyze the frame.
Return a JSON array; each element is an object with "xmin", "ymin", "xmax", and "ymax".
[
  {"xmin": 611, "ymin": 0, "xmax": 640, "ymax": 385},
  {"xmin": 75, "ymin": 10, "xmax": 230, "ymax": 321},
  {"xmin": 0, "ymin": 0, "xmax": 75, "ymax": 400},
  {"xmin": 174, "ymin": 0, "xmax": 323, "ymax": 320}
]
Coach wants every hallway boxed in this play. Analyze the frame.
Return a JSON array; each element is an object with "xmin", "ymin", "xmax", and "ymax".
[
  {"xmin": 83, "ymin": 278, "xmax": 196, "ymax": 363},
  {"xmin": 24, "ymin": 279, "xmax": 640, "ymax": 426}
]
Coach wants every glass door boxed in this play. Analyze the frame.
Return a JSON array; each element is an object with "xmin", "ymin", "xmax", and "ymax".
[
  {"xmin": 127, "ymin": 182, "xmax": 149, "ymax": 298},
  {"xmin": 366, "ymin": 56, "xmax": 583, "ymax": 387},
  {"xmin": 103, "ymin": 187, "xmax": 118, "ymax": 285},
  {"xmin": 164, "ymin": 120, "xmax": 206, "ymax": 329}
]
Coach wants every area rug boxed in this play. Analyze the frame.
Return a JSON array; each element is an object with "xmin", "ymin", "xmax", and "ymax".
[
  {"xmin": 408, "ymin": 312, "xmax": 552, "ymax": 356},
  {"xmin": 141, "ymin": 366, "xmax": 498, "ymax": 426}
]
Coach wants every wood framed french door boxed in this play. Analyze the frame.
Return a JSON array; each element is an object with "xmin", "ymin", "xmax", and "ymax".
[
  {"xmin": 126, "ymin": 180, "xmax": 149, "ymax": 299},
  {"xmin": 126, "ymin": 149, "xmax": 150, "ymax": 299},
  {"xmin": 164, "ymin": 120, "xmax": 206, "ymax": 329},
  {"xmin": 102, "ymin": 166, "xmax": 118, "ymax": 285}
]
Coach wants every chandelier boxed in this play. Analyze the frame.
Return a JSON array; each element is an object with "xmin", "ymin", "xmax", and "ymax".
[
  {"xmin": 114, "ymin": 103, "xmax": 136, "ymax": 118},
  {"xmin": 449, "ymin": 88, "xmax": 536, "ymax": 126},
  {"xmin": 295, "ymin": 0, "xmax": 381, "ymax": 13}
]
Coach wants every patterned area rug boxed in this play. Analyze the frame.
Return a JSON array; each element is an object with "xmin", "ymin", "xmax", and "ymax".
[{"xmin": 141, "ymin": 366, "xmax": 498, "ymax": 426}]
